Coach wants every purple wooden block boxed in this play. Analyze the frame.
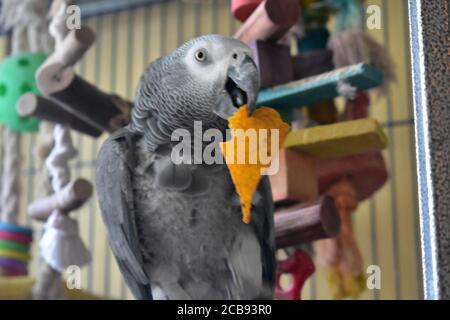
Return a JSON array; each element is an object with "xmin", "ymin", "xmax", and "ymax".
[
  {"xmin": 247, "ymin": 40, "xmax": 294, "ymax": 88},
  {"xmin": 292, "ymin": 50, "xmax": 334, "ymax": 79}
]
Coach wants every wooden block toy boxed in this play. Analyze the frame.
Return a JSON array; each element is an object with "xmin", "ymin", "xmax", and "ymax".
[
  {"xmin": 27, "ymin": 178, "xmax": 93, "ymax": 222},
  {"xmin": 269, "ymin": 149, "xmax": 318, "ymax": 204},
  {"xmin": 17, "ymin": 93, "xmax": 102, "ymax": 137},
  {"xmin": 234, "ymin": 0, "xmax": 300, "ymax": 43},
  {"xmin": 308, "ymin": 100, "xmax": 338, "ymax": 125},
  {"xmin": 275, "ymin": 249, "xmax": 315, "ymax": 300},
  {"xmin": 316, "ymin": 152, "xmax": 388, "ymax": 202},
  {"xmin": 275, "ymin": 195, "xmax": 340, "ymax": 248},
  {"xmin": 284, "ymin": 118, "xmax": 388, "ymax": 159},
  {"xmin": 231, "ymin": 0, "xmax": 262, "ymax": 22},
  {"xmin": 247, "ymin": 40, "xmax": 294, "ymax": 88},
  {"xmin": 36, "ymin": 63, "xmax": 131, "ymax": 133},
  {"xmin": 292, "ymin": 49, "xmax": 334, "ymax": 79},
  {"xmin": 256, "ymin": 63, "xmax": 384, "ymax": 113},
  {"xmin": 341, "ymin": 92, "xmax": 370, "ymax": 120}
]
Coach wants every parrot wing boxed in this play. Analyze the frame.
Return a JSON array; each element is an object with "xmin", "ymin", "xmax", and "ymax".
[
  {"xmin": 95, "ymin": 128, "xmax": 153, "ymax": 299},
  {"xmin": 251, "ymin": 176, "xmax": 277, "ymax": 292}
]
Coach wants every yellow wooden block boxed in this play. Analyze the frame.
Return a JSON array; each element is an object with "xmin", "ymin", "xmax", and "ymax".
[{"xmin": 284, "ymin": 118, "xmax": 388, "ymax": 159}]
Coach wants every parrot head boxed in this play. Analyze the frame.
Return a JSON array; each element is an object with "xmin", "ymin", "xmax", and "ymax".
[{"xmin": 131, "ymin": 35, "xmax": 260, "ymax": 140}]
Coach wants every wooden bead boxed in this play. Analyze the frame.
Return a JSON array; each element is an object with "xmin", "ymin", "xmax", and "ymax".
[
  {"xmin": 231, "ymin": 0, "xmax": 262, "ymax": 22},
  {"xmin": 40, "ymin": 26, "xmax": 95, "ymax": 70},
  {"xmin": 275, "ymin": 195, "xmax": 340, "ymax": 248},
  {"xmin": 37, "ymin": 63, "xmax": 130, "ymax": 133},
  {"xmin": 234, "ymin": 0, "xmax": 300, "ymax": 42},
  {"xmin": 27, "ymin": 178, "xmax": 93, "ymax": 221},
  {"xmin": 17, "ymin": 93, "xmax": 102, "ymax": 137}
]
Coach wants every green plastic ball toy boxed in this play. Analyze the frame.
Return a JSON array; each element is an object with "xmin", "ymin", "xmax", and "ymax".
[{"xmin": 0, "ymin": 52, "xmax": 47, "ymax": 132}]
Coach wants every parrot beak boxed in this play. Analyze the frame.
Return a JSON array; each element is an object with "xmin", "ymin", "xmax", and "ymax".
[
  {"xmin": 214, "ymin": 54, "xmax": 260, "ymax": 120},
  {"xmin": 227, "ymin": 54, "xmax": 260, "ymax": 116}
]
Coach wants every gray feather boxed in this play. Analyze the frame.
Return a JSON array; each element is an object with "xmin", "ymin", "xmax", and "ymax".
[{"xmin": 95, "ymin": 128, "xmax": 152, "ymax": 299}]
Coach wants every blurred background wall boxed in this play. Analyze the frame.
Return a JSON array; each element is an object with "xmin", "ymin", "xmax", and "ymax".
[{"xmin": 0, "ymin": 0, "xmax": 422, "ymax": 299}]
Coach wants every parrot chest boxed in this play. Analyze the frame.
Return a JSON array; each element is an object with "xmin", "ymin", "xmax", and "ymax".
[{"xmin": 132, "ymin": 149, "xmax": 263, "ymax": 299}]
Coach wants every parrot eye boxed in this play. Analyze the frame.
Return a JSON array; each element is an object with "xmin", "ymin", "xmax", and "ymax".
[{"xmin": 194, "ymin": 49, "xmax": 207, "ymax": 62}]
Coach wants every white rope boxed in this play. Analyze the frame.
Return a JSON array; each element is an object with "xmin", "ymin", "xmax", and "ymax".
[
  {"xmin": 34, "ymin": 1, "xmax": 91, "ymax": 299},
  {"xmin": 336, "ymin": 81, "xmax": 358, "ymax": 100},
  {"xmin": 39, "ymin": 124, "xmax": 91, "ymax": 274},
  {"xmin": 46, "ymin": 125, "xmax": 77, "ymax": 192},
  {"xmin": 0, "ymin": 1, "xmax": 30, "ymax": 224},
  {"xmin": 0, "ymin": 128, "xmax": 21, "ymax": 224}
]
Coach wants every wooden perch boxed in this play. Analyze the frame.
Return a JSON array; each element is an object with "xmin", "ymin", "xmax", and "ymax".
[
  {"xmin": 234, "ymin": 0, "xmax": 300, "ymax": 42},
  {"xmin": 41, "ymin": 27, "xmax": 95, "ymax": 70},
  {"xmin": 275, "ymin": 196, "xmax": 340, "ymax": 248},
  {"xmin": 27, "ymin": 178, "xmax": 93, "ymax": 221},
  {"xmin": 37, "ymin": 63, "xmax": 131, "ymax": 132},
  {"xmin": 17, "ymin": 93, "xmax": 102, "ymax": 137},
  {"xmin": 257, "ymin": 63, "xmax": 384, "ymax": 115}
]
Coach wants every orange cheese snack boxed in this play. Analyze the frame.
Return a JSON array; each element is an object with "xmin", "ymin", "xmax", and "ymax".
[{"xmin": 220, "ymin": 106, "xmax": 290, "ymax": 224}]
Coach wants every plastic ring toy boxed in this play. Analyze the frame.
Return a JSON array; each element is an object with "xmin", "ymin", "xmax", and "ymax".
[
  {"xmin": 0, "ymin": 222, "xmax": 33, "ymax": 236},
  {"xmin": 0, "ymin": 268, "xmax": 28, "ymax": 276},
  {"xmin": 0, "ymin": 231, "xmax": 33, "ymax": 244},
  {"xmin": 0, "ymin": 240, "xmax": 30, "ymax": 253},
  {"xmin": 0, "ymin": 256, "xmax": 27, "ymax": 270},
  {"xmin": 0, "ymin": 249, "xmax": 31, "ymax": 261}
]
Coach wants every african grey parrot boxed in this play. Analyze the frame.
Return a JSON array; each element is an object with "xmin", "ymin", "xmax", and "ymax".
[{"xmin": 95, "ymin": 35, "xmax": 276, "ymax": 300}]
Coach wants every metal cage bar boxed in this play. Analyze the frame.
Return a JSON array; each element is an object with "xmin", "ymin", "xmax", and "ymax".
[{"xmin": 408, "ymin": 0, "xmax": 450, "ymax": 300}]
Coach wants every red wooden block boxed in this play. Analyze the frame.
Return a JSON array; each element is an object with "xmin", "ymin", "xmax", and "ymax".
[
  {"xmin": 231, "ymin": 0, "xmax": 263, "ymax": 22},
  {"xmin": 234, "ymin": 0, "xmax": 300, "ymax": 42},
  {"xmin": 269, "ymin": 149, "xmax": 318, "ymax": 204},
  {"xmin": 316, "ymin": 152, "xmax": 388, "ymax": 201},
  {"xmin": 247, "ymin": 40, "xmax": 294, "ymax": 88}
]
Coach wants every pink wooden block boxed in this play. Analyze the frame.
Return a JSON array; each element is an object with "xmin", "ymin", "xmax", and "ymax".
[
  {"xmin": 316, "ymin": 152, "xmax": 388, "ymax": 201},
  {"xmin": 269, "ymin": 149, "xmax": 319, "ymax": 204}
]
